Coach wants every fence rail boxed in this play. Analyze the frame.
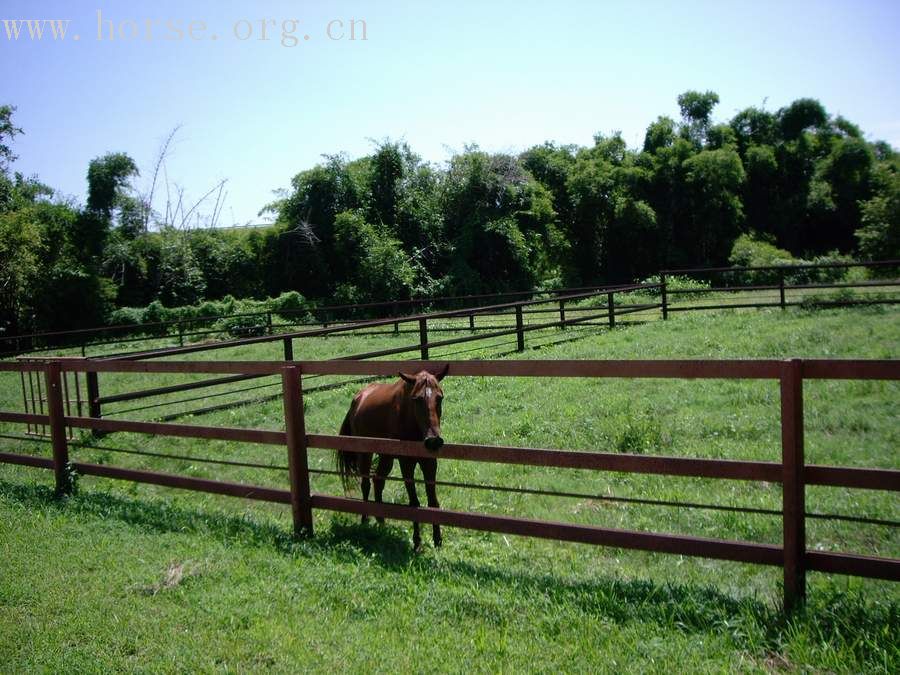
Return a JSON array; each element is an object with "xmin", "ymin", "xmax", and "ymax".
[
  {"xmin": 4, "ymin": 259, "xmax": 897, "ymax": 360},
  {"xmin": 1, "ymin": 357, "xmax": 898, "ymax": 611},
  {"xmin": 27, "ymin": 284, "xmax": 656, "ymax": 426},
  {"xmin": 0, "ymin": 281, "xmax": 638, "ymax": 358}
]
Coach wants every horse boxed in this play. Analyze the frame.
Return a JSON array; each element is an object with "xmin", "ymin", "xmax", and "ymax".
[{"xmin": 335, "ymin": 364, "xmax": 449, "ymax": 549}]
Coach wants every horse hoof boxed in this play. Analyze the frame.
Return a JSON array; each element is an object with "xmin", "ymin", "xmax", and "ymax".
[
  {"xmin": 361, "ymin": 515, "xmax": 369, "ymax": 525},
  {"xmin": 376, "ymin": 517, "xmax": 385, "ymax": 525},
  {"xmin": 434, "ymin": 538, "xmax": 443, "ymax": 548}
]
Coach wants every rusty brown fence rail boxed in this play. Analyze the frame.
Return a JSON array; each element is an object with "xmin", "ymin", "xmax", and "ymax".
[
  {"xmin": 5, "ymin": 259, "xmax": 897, "ymax": 359},
  {"xmin": 660, "ymin": 259, "xmax": 899, "ymax": 319},
  {"xmin": 0, "ymin": 357, "xmax": 898, "ymax": 611},
  {"xmin": 0, "ymin": 281, "xmax": 635, "ymax": 359},
  {"xmin": 65, "ymin": 283, "xmax": 659, "ymax": 424}
]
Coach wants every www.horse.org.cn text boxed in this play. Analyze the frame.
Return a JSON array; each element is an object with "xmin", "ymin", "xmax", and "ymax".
[{"xmin": 1, "ymin": 11, "xmax": 369, "ymax": 47}]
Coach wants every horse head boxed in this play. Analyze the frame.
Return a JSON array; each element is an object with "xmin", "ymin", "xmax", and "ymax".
[{"xmin": 399, "ymin": 364, "xmax": 449, "ymax": 452}]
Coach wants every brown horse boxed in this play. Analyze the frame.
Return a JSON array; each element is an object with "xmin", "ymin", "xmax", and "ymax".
[{"xmin": 336, "ymin": 365, "xmax": 449, "ymax": 549}]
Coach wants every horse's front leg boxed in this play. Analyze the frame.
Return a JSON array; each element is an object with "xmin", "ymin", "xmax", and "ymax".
[
  {"xmin": 373, "ymin": 454, "xmax": 394, "ymax": 525},
  {"xmin": 358, "ymin": 453, "xmax": 373, "ymax": 524},
  {"xmin": 421, "ymin": 458, "xmax": 442, "ymax": 547},
  {"xmin": 399, "ymin": 458, "xmax": 421, "ymax": 550}
]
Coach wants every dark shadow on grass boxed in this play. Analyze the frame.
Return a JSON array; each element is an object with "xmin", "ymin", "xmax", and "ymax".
[
  {"xmin": 1, "ymin": 475, "xmax": 896, "ymax": 669},
  {"xmin": 0, "ymin": 478, "xmax": 417, "ymax": 565}
]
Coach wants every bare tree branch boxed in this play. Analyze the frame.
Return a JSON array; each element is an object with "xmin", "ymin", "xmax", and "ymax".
[
  {"xmin": 180, "ymin": 178, "xmax": 228, "ymax": 229},
  {"xmin": 143, "ymin": 124, "xmax": 182, "ymax": 231}
]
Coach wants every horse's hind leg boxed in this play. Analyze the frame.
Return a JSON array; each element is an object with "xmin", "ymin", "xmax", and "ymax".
[
  {"xmin": 399, "ymin": 458, "xmax": 421, "ymax": 550},
  {"xmin": 373, "ymin": 454, "xmax": 394, "ymax": 524},
  {"xmin": 421, "ymin": 458, "xmax": 442, "ymax": 547},
  {"xmin": 359, "ymin": 453, "xmax": 373, "ymax": 524}
]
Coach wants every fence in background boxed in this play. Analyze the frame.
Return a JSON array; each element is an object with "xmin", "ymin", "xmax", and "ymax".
[
  {"xmin": 34, "ymin": 283, "xmax": 659, "ymax": 425},
  {"xmin": 660, "ymin": 259, "xmax": 899, "ymax": 318},
  {"xmin": 3, "ymin": 260, "xmax": 897, "ymax": 359},
  {"xmin": 0, "ymin": 357, "xmax": 898, "ymax": 612},
  {"xmin": 0, "ymin": 282, "xmax": 632, "ymax": 358}
]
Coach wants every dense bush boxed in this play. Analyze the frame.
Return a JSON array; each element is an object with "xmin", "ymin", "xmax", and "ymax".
[{"xmin": 107, "ymin": 291, "xmax": 313, "ymax": 338}]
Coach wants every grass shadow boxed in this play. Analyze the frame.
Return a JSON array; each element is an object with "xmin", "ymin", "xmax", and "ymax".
[{"xmin": 1, "ymin": 475, "xmax": 897, "ymax": 669}]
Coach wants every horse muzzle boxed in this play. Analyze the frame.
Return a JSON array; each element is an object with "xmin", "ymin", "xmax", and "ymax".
[{"xmin": 424, "ymin": 435, "xmax": 444, "ymax": 452}]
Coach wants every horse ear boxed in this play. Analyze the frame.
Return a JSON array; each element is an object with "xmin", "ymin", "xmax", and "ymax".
[
  {"xmin": 399, "ymin": 372, "xmax": 416, "ymax": 384},
  {"xmin": 436, "ymin": 364, "xmax": 450, "ymax": 381}
]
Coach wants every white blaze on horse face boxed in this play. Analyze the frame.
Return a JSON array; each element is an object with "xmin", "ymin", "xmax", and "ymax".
[{"xmin": 425, "ymin": 386, "xmax": 433, "ymax": 399}]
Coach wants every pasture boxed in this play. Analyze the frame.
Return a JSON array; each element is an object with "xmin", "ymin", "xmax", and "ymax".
[{"xmin": 1, "ymin": 305, "xmax": 898, "ymax": 672}]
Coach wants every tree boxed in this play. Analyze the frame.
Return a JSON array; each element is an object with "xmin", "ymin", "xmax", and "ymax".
[
  {"xmin": 677, "ymin": 90, "xmax": 720, "ymax": 146},
  {"xmin": 0, "ymin": 104, "xmax": 23, "ymax": 173},
  {"xmin": 367, "ymin": 140, "xmax": 407, "ymax": 229},
  {"xmin": 77, "ymin": 152, "xmax": 139, "ymax": 265},
  {"xmin": 642, "ymin": 116, "xmax": 677, "ymax": 154},
  {"xmin": 332, "ymin": 210, "xmax": 416, "ymax": 303},
  {"xmin": 86, "ymin": 152, "xmax": 139, "ymax": 219},
  {"xmin": 155, "ymin": 228, "xmax": 207, "ymax": 306},
  {"xmin": 820, "ymin": 136, "xmax": 874, "ymax": 251},
  {"xmin": 681, "ymin": 148, "xmax": 747, "ymax": 264},
  {"xmin": 0, "ymin": 208, "xmax": 41, "ymax": 336},
  {"xmin": 741, "ymin": 144, "xmax": 779, "ymax": 235},
  {"xmin": 856, "ymin": 163, "xmax": 900, "ymax": 260},
  {"xmin": 442, "ymin": 148, "xmax": 559, "ymax": 291},
  {"xmin": 730, "ymin": 107, "xmax": 778, "ymax": 155},
  {"xmin": 778, "ymin": 98, "xmax": 828, "ymax": 140}
]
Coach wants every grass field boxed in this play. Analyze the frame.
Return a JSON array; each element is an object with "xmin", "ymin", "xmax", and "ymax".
[{"xmin": 1, "ymin": 303, "xmax": 898, "ymax": 672}]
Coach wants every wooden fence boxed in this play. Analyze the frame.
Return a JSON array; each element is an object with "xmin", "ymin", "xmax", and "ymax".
[
  {"xmin": 661, "ymin": 259, "xmax": 899, "ymax": 318},
  {"xmin": 1, "ymin": 357, "xmax": 898, "ymax": 611},
  {"xmin": 3, "ymin": 259, "xmax": 897, "ymax": 359},
  {"xmin": 50, "ymin": 283, "xmax": 658, "ymax": 424},
  {"xmin": 0, "ymin": 281, "xmax": 637, "ymax": 358}
]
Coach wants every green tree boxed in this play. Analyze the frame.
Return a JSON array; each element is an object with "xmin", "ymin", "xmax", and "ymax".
[
  {"xmin": 443, "ymin": 148, "xmax": 559, "ymax": 291},
  {"xmin": 856, "ymin": 162, "xmax": 900, "ymax": 260},
  {"xmin": 642, "ymin": 116, "xmax": 677, "ymax": 154},
  {"xmin": 677, "ymin": 90, "xmax": 720, "ymax": 146},
  {"xmin": 682, "ymin": 148, "xmax": 747, "ymax": 264},
  {"xmin": 0, "ymin": 104, "xmax": 23, "ymax": 173},
  {"xmin": 778, "ymin": 98, "xmax": 828, "ymax": 141},
  {"xmin": 77, "ymin": 152, "xmax": 139, "ymax": 265},
  {"xmin": 730, "ymin": 107, "xmax": 778, "ymax": 155},
  {"xmin": 155, "ymin": 228, "xmax": 207, "ymax": 306},
  {"xmin": 332, "ymin": 210, "xmax": 416, "ymax": 302},
  {"xmin": 0, "ymin": 208, "xmax": 41, "ymax": 337}
]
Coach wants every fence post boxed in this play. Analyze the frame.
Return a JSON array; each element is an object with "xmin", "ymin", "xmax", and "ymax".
[
  {"xmin": 45, "ymin": 362, "xmax": 72, "ymax": 497},
  {"xmin": 419, "ymin": 318, "xmax": 429, "ymax": 360},
  {"xmin": 515, "ymin": 305, "xmax": 525, "ymax": 352},
  {"xmin": 86, "ymin": 370, "xmax": 102, "ymax": 421},
  {"xmin": 177, "ymin": 322, "xmax": 184, "ymax": 347},
  {"xmin": 266, "ymin": 312, "xmax": 273, "ymax": 335},
  {"xmin": 282, "ymin": 365, "xmax": 313, "ymax": 537},
  {"xmin": 607, "ymin": 292, "xmax": 616, "ymax": 329},
  {"xmin": 469, "ymin": 312, "xmax": 475, "ymax": 332},
  {"xmin": 283, "ymin": 337, "xmax": 294, "ymax": 361},
  {"xmin": 559, "ymin": 300, "xmax": 566, "ymax": 328},
  {"xmin": 660, "ymin": 273, "xmax": 669, "ymax": 320},
  {"xmin": 780, "ymin": 358, "xmax": 806, "ymax": 612},
  {"xmin": 779, "ymin": 273, "xmax": 786, "ymax": 310}
]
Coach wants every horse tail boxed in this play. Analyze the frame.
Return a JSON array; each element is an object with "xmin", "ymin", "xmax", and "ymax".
[{"xmin": 335, "ymin": 409, "xmax": 359, "ymax": 491}]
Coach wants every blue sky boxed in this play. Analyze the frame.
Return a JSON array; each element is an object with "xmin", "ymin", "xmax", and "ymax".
[{"xmin": 2, "ymin": 0, "xmax": 899, "ymax": 225}]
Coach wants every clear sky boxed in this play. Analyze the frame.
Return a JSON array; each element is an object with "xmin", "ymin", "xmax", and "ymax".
[{"xmin": 2, "ymin": 0, "xmax": 899, "ymax": 225}]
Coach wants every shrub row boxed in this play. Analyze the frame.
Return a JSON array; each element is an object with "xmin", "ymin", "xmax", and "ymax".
[{"xmin": 107, "ymin": 291, "xmax": 313, "ymax": 338}]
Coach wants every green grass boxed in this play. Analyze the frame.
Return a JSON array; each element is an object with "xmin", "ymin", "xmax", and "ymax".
[{"xmin": 1, "ymin": 304, "xmax": 898, "ymax": 672}]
